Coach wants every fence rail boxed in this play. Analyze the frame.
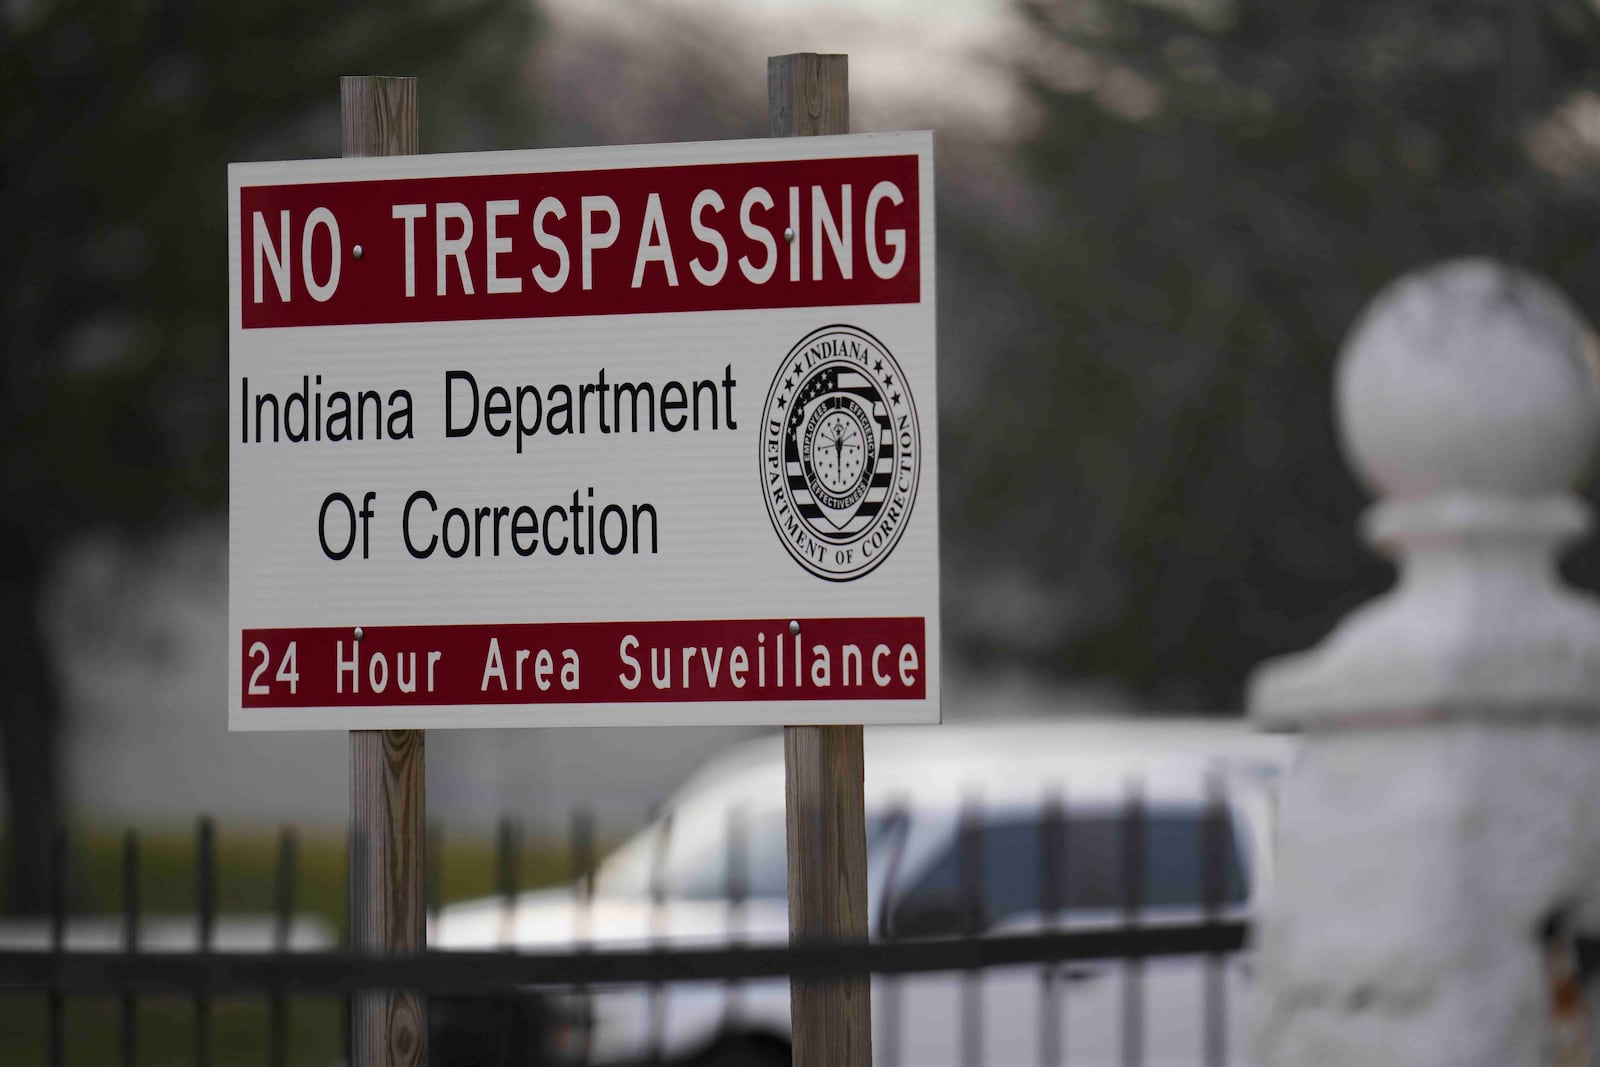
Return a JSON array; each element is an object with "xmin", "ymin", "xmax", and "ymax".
[
  {"xmin": 0, "ymin": 921, "xmax": 1249, "ymax": 997},
  {"xmin": 0, "ymin": 773, "xmax": 1265, "ymax": 1065},
  {"xmin": 9, "ymin": 772, "xmax": 1597, "ymax": 1065}
]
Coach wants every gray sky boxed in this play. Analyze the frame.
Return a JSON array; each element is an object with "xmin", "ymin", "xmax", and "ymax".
[{"xmin": 548, "ymin": 0, "xmax": 1034, "ymax": 138}]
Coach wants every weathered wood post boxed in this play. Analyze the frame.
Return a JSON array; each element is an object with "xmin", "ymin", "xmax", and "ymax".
[
  {"xmin": 1249, "ymin": 259, "xmax": 1600, "ymax": 1066},
  {"xmin": 341, "ymin": 76, "xmax": 428, "ymax": 1067},
  {"xmin": 770, "ymin": 52, "xmax": 874, "ymax": 1067}
]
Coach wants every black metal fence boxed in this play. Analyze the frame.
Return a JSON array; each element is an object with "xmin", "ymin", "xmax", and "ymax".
[{"xmin": 2, "ymin": 780, "xmax": 1261, "ymax": 1066}]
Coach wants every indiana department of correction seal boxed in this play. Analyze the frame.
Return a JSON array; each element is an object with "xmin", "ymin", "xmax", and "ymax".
[{"xmin": 761, "ymin": 325, "xmax": 921, "ymax": 581}]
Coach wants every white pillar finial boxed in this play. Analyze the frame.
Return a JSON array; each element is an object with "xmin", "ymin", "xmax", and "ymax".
[{"xmin": 1251, "ymin": 258, "xmax": 1600, "ymax": 728}]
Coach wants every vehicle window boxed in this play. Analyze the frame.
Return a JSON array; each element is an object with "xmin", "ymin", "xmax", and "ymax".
[
  {"xmin": 672, "ymin": 808, "xmax": 790, "ymax": 900},
  {"xmin": 670, "ymin": 811, "xmax": 901, "ymax": 900},
  {"xmin": 890, "ymin": 808, "xmax": 1248, "ymax": 937},
  {"xmin": 598, "ymin": 809, "xmax": 897, "ymax": 901}
]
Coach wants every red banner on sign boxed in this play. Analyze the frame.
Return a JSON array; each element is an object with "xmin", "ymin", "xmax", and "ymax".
[
  {"xmin": 239, "ymin": 155, "xmax": 921, "ymax": 328},
  {"xmin": 240, "ymin": 617, "xmax": 925, "ymax": 708}
]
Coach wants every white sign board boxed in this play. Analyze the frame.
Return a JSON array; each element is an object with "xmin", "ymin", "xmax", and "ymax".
[{"xmin": 227, "ymin": 132, "xmax": 938, "ymax": 730}]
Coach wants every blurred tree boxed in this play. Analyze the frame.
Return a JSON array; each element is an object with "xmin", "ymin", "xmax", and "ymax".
[
  {"xmin": 947, "ymin": 0, "xmax": 1600, "ymax": 705},
  {"xmin": 0, "ymin": 0, "xmax": 541, "ymax": 912}
]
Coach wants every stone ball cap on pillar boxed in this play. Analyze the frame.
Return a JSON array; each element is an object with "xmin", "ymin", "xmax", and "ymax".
[
  {"xmin": 1252, "ymin": 258, "xmax": 1600, "ymax": 728},
  {"xmin": 1337, "ymin": 258, "xmax": 1600, "ymax": 500}
]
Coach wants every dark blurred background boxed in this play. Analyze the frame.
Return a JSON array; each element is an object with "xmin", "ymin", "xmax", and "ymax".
[{"xmin": 6, "ymin": 0, "xmax": 1600, "ymax": 915}]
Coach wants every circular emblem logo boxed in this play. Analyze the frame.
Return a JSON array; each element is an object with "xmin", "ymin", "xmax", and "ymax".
[{"xmin": 761, "ymin": 325, "xmax": 921, "ymax": 581}]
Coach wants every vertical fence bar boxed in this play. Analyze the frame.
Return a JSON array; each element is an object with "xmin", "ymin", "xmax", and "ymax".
[
  {"xmin": 195, "ymin": 816, "xmax": 215, "ymax": 1067},
  {"xmin": 121, "ymin": 829, "xmax": 140, "ymax": 1067},
  {"xmin": 1120, "ymin": 782, "xmax": 1145, "ymax": 1067},
  {"xmin": 570, "ymin": 810, "xmax": 595, "ymax": 940},
  {"xmin": 47, "ymin": 826, "xmax": 65, "ymax": 1067},
  {"xmin": 427, "ymin": 822, "xmax": 444, "ymax": 933},
  {"xmin": 269, "ymin": 825, "xmax": 296, "ymax": 1067},
  {"xmin": 570, "ymin": 809, "xmax": 596, "ymax": 1067},
  {"xmin": 496, "ymin": 814, "xmax": 524, "ymax": 1063},
  {"xmin": 646, "ymin": 815, "xmax": 672, "ymax": 1067},
  {"xmin": 342, "ymin": 820, "xmax": 352, "ymax": 1066},
  {"xmin": 425, "ymin": 816, "xmax": 443, "ymax": 1061},
  {"xmin": 876, "ymin": 803, "xmax": 910, "ymax": 1067},
  {"xmin": 496, "ymin": 815, "xmax": 522, "ymax": 947},
  {"xmin": 1201, "ymin": 772, "xmax": 1227, "ymax": 1067},
  {"xmin": 1039, "ymin": 789, "xmax": 1065, "ymax": 1067},
  {"xmin": 720, "ymin": 806, "xmax": 749, "ymax": 1037},
  {"xmin": 958, "ymin": 799, "xmax": 984, "ymax": 1067}
]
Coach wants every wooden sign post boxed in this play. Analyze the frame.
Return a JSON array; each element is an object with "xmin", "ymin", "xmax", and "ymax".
[
  {"xmin": 773, "ymin": 53, "xmax": 874, "ymax": 1067},
  {"xmin": 341, "ymin": 76, "xmax": 428, "ymax": 1067}
]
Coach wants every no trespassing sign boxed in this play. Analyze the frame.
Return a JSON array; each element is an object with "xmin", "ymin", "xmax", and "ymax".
[{"xmin": 227, "ymin": 132, "xmax": 938, "ymax": 730}]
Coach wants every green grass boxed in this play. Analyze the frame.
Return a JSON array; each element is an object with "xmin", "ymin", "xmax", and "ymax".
[
  {"xmin": 0, "ymin": 822, "xmax": 581, "ymax": 1064},
  {"xmin": 0, "ymin": 996, "xmax": 346, "ymax": 1067}
]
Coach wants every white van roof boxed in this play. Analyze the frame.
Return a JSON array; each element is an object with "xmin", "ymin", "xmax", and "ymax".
[{"xmin": 668, "ymin": 718, "xmax": 1294, "ymax": 814}]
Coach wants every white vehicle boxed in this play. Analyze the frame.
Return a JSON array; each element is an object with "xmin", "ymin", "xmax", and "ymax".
[{"xmin": 434, "ymin": 719, "xmax": 1294, "ymax": 1066}]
